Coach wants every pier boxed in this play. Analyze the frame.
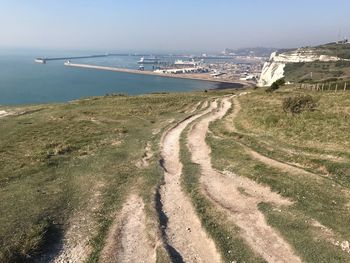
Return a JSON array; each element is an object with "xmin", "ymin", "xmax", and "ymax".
[
  {"xmin": 64, "ymin": 62, "xmax": 248, "ymax": 85},
  {"xmin": 35, "ymin": 54, "xmax": 108, "ymax": 64},
  {"xmin": 34, "ymin": 54, "xmax": 131, "ymax": 64}
]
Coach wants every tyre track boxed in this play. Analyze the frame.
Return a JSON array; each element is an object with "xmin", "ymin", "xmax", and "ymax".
[
  {"xmin": 159, "ymin": 101, "xmax": 221, "ymax": 263},
  {"xmin": 187, "ymin": 96, "xmax": 302, "ymax": 263},
  {"xmin": 100, "ymin": 194, "xmax": 156, "ymax": 263}
]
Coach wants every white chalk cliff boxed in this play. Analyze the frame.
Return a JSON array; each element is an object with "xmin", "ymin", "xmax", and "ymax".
[{"xmin": 258, "ymin": 49, "xmax": 342, "ymax": 87}]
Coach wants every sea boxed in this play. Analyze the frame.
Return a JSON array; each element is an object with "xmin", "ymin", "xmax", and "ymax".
[{"xmin": 0, "ymin": 49, "xmax": 241, "ymax": 106}]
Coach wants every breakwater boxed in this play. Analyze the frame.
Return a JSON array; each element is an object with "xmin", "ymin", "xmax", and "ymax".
[
  {"xmin": 64, "ymin": 62, "xmax": 244, "ymax": 85},
  {"xmin": 34, "ymin": 53, "xmax": 132, "ymax": 64},
  {"xmin": 35, "ymin": 54, "xmax": 108, "ymax": 64}
]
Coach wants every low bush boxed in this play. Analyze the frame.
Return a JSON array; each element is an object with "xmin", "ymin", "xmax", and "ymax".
[
  {"xmin": 282, "ymin": 95, "xmax": 318, "ymax": 114},
  {"xmin": 266, "ymin": 78, "xmax": 285, "ymax": 92}
]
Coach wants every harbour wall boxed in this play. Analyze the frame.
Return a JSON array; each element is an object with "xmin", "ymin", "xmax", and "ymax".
[{"xmin": 64, "ymin": 62, "xmax": 248, "ymax": 85}]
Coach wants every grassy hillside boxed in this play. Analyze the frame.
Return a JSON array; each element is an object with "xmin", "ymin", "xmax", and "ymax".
[
  {"xmin": 1, "ymin": 85, "xmax": 349, "ymax": 262},
  {"xmin": 315, "ymin": 43, "xmax": 350, "ymax": 59},
  {"xmin": 284, "ymin": 61, "xmax": 350, "ymax": 83},
  {"xmin": 0, "ymin": 91, "xmax": 229, "ymax": 262},
  {"xmin": 283, "ymin": 43, "xmax": 350, "ymax": 83},
  {"xmin": 208, "ymin": 86, "xmax": 350, "ymax": 262}
]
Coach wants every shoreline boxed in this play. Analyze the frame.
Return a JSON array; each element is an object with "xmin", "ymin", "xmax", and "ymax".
[
  {"xmin": 64, "ymin": 62, "xmax": 250, "ymax": 87},
  {"xmin": 1, "ymin": 63, "xmax": 247, "ymax": 106}
]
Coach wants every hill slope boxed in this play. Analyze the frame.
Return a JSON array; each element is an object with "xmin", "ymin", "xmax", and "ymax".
[{"xmin": 258, "ymin": 42, "xmax": 350, "ymax": 86}]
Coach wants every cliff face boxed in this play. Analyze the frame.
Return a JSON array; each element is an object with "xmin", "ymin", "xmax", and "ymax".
[{"xmin": 258, "ymin": 49, "xmax": 342, "ymax": 87}]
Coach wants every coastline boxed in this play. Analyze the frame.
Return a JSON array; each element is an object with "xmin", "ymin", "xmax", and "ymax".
[
  {"xmin": 64, "ymin": 62, "xmax": 250, "ymax": 86},
  {"xmin": 214, "ymin": 82, "xmax": 244, "ymax": 90}
]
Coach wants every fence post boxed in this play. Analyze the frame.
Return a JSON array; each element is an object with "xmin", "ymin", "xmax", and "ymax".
[
  {"xmin": 322, "ymin": 84, "xmax": 324, "ymax": 91},
  {"xmin": 344, "ymin": 82, "xmax": 347, "ymax": 91},
  {"xmin": 335, "ymin": 83, "xmax": 338, "ymax": 92}
]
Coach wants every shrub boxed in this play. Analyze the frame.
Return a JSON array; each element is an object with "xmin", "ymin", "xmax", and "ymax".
[
  {"xmin": 266, "ymin": 78, "xmax": 285, "ymax": 92},
  {"xmin": 275, "ymin": 78, "xmax": 286, "ymax": 86},
  {"xmin": 282, "ymin": 95, "xmax": 318, "ymax": 114}
]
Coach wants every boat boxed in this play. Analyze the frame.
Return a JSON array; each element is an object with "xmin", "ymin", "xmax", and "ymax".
[
  {"xmin": 174, "ymin": 59, "xmax": 198, "ymax": 67},
  {"xmin": 34, "ymin": 58, "xmax": 46, "ymax": 64},
  {"xmin": 138, "ymin": 57, "xmax": 160, "ymax": 64}
]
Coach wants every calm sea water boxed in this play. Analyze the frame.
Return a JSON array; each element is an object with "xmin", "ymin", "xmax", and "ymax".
[{"xmin": 0, "ymin": 50, "xmax": 224, "ymax": 106}]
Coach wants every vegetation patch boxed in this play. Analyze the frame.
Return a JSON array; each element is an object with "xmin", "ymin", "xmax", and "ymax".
[
  {"xmin": 266, "ymin": 78, "xmax": 285, "ymax": 93},
  {"xmin": 207, "ymin": 87, "xmax": 350, "ymax": 261},
  {"xmin": 0, "ymin": 90, "xmax": 233, "ymax": 262},
  {"xmin": 282, "ymin": 94, "xmax": 318, "ymax": 114}
]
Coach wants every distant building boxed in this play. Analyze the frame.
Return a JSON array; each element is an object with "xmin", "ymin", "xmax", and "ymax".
[
  {"xmin": 337, "ymin": 38, "xmax": 349, "ymax": 44},
  {"xmin": 222, "ymin": 48, "xmax": 235, "ymax": 55}
]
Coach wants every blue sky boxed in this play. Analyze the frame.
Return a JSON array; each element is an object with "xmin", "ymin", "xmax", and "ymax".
[{"xmin": 1, "ymin": 0, "xmax": 349, "ymax": 52}]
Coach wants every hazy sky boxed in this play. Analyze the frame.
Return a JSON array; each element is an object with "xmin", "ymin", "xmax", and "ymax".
[{"xmin": 1, "ymin": 0, "xmax": 349, "ymax": 52}]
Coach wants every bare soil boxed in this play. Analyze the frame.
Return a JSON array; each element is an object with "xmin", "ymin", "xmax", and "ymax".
[
  {"xmin": 187, "ymin": 96, "xmax": 302, "ymax": 263},
  {"xmin": 0, "ymin": 110, "xmax": 13, "ymax": 118},
  {"xmin": 100, "ymin": 194, "xmax": 156, "ymax": 263},
  {"xmin": 186, "ymin": 102, "xmax": 201, "ymax": 114},
  {"xmin": 159, "ymin": 102, "xmax": 222, "ymax": 262}
]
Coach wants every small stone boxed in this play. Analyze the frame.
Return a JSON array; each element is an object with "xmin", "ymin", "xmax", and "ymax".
[
  {"xmin": 187, "ymin": 227, "xmax": 191, "ymax": 232},
  {"xmin": 340, "ymin": 241, "xmax": 349, "ymax": 251}
]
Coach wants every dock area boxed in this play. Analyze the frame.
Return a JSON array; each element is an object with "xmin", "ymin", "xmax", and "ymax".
[{"xmin": 64, "ymin": 62, "xmax": 249, "ymax": 85}]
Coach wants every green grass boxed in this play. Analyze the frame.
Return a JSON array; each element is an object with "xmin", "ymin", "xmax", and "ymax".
[
  {"xmin": 315, "ymin": 43, "xmax": 350, "ymax": 60},
  {"xmin": 207, "ymin": 87, "xmax": 350, "ymax": 262},
  {"xmin": 284, "ymin": 61, "xmax": 350, "ymax": 83},
  {"xmin": 282, "ymin": 42, "xmax": 350, "ymax": 83},
  {"xmin": 0, "ymin": 90, "xmax": 231, "ymax": 262},
  {"xmin": 2, "ymin": 85, "xmax": 349, "ymax": 262},
  {"xmin": 233, "ymin": 88, "xmax": 350, "ymax": 185}
]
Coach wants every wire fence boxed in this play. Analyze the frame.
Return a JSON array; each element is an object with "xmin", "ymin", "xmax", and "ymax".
[{"xmin": 298, "ymin": 82, "xmax": 349, "ymax": 92}]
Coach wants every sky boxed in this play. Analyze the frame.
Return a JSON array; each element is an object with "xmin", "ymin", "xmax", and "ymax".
[{"xmin": 1, "ymin": 0, "xmax": 349, "ymax": 52}]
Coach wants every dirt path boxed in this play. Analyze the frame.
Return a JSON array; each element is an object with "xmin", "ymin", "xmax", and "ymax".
[
  {"xmin": 187, "ymin": 102, "xmax": 201, "ymax": 113},
  {"xmin": 200, "ymin": 100, "xmax": 208, "ymax": 110},
  {"xmin": 100, "ymin": 194, "xmax": 156, "ymax": 263},
  {"xmin": 159, "ymin": 101, "xmax": 222, "ymax": 263},
  {"xmin": 245, "ymin": 145, "xmax": 325, "ymax": 178},
  {"xmin": 224, "ymin": 96, "xmax": 240, "ymax": 132},
  {"xmin": 0, "ymin": 110, "xmax": 13, "ymax": 118},
  {"xmin": 187, "ymin": 96, "xmax": 302, "ymax": 263},
  {"xmin": 227, "ymin": 98, "xmax": 328, "ymax": 180}
]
